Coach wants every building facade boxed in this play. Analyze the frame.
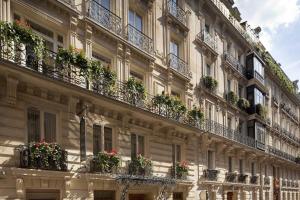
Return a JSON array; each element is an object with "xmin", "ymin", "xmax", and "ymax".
[{"xmin": 0, "ymin": 0, "xmax": 299, "ymax": 199}]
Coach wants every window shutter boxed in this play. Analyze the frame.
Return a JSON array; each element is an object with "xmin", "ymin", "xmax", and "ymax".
[
  {"xmin": 80, "ymin": 117, "xmax": 86, "ymax": 161},
  {"xmin": 104, "ymin": 127, "xmax": 112, "ymax": 152},
  {"xmin": 93, "ymin": 125, "xmax": 101, "ymax": 155},
  {"xmin": 27, "ymin": 107, "xmax": 40, "ymax": 142},
  {"xmin": 44, "ymin": 112, "xmax": 56, "ymax": 142}
]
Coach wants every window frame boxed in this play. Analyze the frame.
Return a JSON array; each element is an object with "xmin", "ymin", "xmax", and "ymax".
[
  {"xmin": 93, "ymin": 124, "xmax": 114, "ymax": 154},
  {"xmin": 131, "ymin": 132, "xmax": 146, "ymax": 159}
]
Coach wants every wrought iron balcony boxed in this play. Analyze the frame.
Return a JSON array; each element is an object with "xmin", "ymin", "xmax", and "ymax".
[
  {"xmin": 203, "ymin": 169, "xmax": 219, "ymax": 181},
  {"xmin": 167, "ymin": 0, "xmax": 187, "ymax": 26},
  {"xmin": 196, "ymin": 30, "xmax": 217, "ymax": 52},
  {"xmin": 268, "ymin": 146, "xmax": 296, "ymax": 163},
  {"xmin": 264, "ymin": 177, "xmax": 270, "ymax": 185},
  {"xmin": 238, "ymin": 174, "xmax": 248, "ymax": 183},
  {"xmin": 17, "ymin": 144, "xmax": 68, "ymax": 171},
  {"xmin": 254, "ymin": 70, "xmax": 264, "ymax": 85},
  {"xmin": 88, "ymin": 0, "xmax": 122, "ymax": 36},
  {"xmin": 171, "ymin": 165, "xmax": 188, "ymax": 180},
  {"xmin": 225, "ymin": 172, "xmax": 237, "ymax": 182},
  {"xmin": 126, "ymin": 24, "xmax": 153, "ymax": 54},
  {"xmin": 250, "ymin": 176, "xmax": 258, "ymax": 184},
  {"xmin": 256, "ymin": 140, "xmax": 265, "ymax": 150},
  {"xmin": 168, "ymin": 53, "xmax": 191, "ymax": 79},
  {"xmin": 223, "ymin": 52, "xmax": 246, "ymax": 77}
]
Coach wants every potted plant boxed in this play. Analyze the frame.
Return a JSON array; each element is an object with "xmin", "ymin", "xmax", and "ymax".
[
  {"xmin": 187, "ymin": 106, "xmax": 204, "ymax": 126},
  {"xmin": 256, "ymin": 104, "xmax": 267, "ymax": 119},
  {"xmin": 227, "ymin": 91, "xmax": 238, "ymax": 105},
  {"xmin": 124, "ymin": 77, "xmax": 146, "ymax": 104},
  {"xmin": 237, "ymin": 98, "xmax": 250, "ymax": 110},
  {"xmin": 202, "ymin": 76, "xmax": 218, "ymax": 91},
  {"xmin": 128, "ymin": 154, "xmax": 152, "ymax": 176},
  {"xmin": 174, "ymin": 161, "xmax": 189, "ymax": 179},
  {"xmin": 91, "ymin": 149, "xmax": 120, "ymax": 173}
]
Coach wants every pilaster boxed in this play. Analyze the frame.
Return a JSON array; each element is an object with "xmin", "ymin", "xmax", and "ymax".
[
  {"xmin": 5, "ymin": 76, "xmax": 19, "ymax": 105},
  {"xmin": 69, "ymin": 16, "xmax": 78, "ymax": 47},
  {"xmin": 124, "ymin": 47, "xmax": 131, "ymax": 81}
]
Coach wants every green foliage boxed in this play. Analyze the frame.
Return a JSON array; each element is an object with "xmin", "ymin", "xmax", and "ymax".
[
  {"xmin": 93, "ymin": 150, "xmax": 120, "ymax": 173},
  {"xmin": 202, "ymin": 76, "xmax": 218, "ymax": 91},
  {"xmin": 187, "ymin": 106, "xmax": 204, "ymax": 122},
  {"xmin": 263, "ymin": 52, "xmax": 295, "ymax": 94},
  {"xmin": 125, "ymin": 77, "xmax": 146, "ymax": 101},
  {"xmin": 256, "ymin": 103, "xmax": 267, "ymax": 119},
  {"xmin": 227, "ymin": 91, "xmax": 238, "ymax": 105},
  {"xmin": 0, "ymin": 21, "xmax": 45, "ymax": 59},
  {"xmin": 175, "ymin": 161, "xmax": 189, "ymax": 179},
  {"xmin": 237, "ymin": 98, "xmax": 250, "ymax": 110},
  {"xmin": 129, "ymin": 154, "xmax": 152, "ymax": 176}
]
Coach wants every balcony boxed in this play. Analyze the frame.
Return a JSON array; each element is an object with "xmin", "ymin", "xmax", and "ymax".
[
  {"xmin": 166, "ymin": 0, "xmax": 188, "ymax": 29},
  {"xmin": 196, "ymin": 30, "xmax": 218, "ymax": 56},
  {"xmin": 203, "ymin": 169, "xmax": 219, "ymax": 181},
  {"xmin": 168, "ymin": 53, "xmax": 191, "ymax": 79},
  {"xmin": 17, "ymin": 143, "xmax": 68, "ymax": 171},
  {"xmin": 225, "ymin": 172, "xmax": 237, "ymax": 182},
  {"xmin": 256, "ymin": 140, "xmax": 265, "ymax": 151},
  {"xmin": 88, "ymin": 0, "xmax": 122, "ymax": 36},
  {"xmin": 238, "ymin": 174, "xmax": 248, "ymax": 183},
  {"xmin": 126, "ymin": 24, "xmax": 153, "ymax": 54},
  {"xmin": 254, "ymin": 70, "xmax": 264, "ymax": 85},
  {"xmin": 264, "ymin": 177, "xmax": 270, "ymax": 185},
  {"xmin": 250, "ymin": 176, "xmax": 258, "ymax": 184},
  {"xmin": 223, "ymin": 53, "xmax": 246, "ymax": 77},
  {"xmin": 59, "ymin": 0, "xmax": 76, "ymax": 9},
  {"xmin": 268, "ymin": 146, "xmax": 296, "ymax": 163}
]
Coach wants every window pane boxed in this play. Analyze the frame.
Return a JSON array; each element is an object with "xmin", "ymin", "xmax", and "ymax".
[
  {"xmin": 27, "ymin": 108, "xmax": 40, "ymax": 142},
  {"xmin": 131, "ymin": 134, "xmax": 137, "ymax": 159},
  {"xmin": 138, "ymin": 135, "xmax": 144, "ymax": 156},
  {"xmin": 228, "ymin": 157, "xmax": 232, "ymax": 172},
  {"xmin": 44, "ymin": 112, "xmax": 56, "ymax": 143},
  {"xmin": 101, "ymin": 0, "xmax": 110, "ymax": 10},
  {"xmin": 104, "ymin": 127, "xmax": 112, "ymax": 152},
  {"xmin": 93, "ymin": 125, "xmax": 102, "ymax": 155},
  {"xmin": 128, "ymin": 10, "xmax": 134, "ymax": 26},
  {"xmin": 135, "ymin": 14, "xmax": 142, "ymax": 31},
  {"xmin": 170, "ymin": 41, "xmax": 179, "ymax": 56},
  {"xmin": 80, "ymin": 117, "xmax": 86, "ymax": 161},
  {"xmin": 239, "ymin": 160, "xmax": 243, "ymax": 173},
  {"xmin": 27, "ymin": 20, "xmax": 54, "ymax": 38},
  {"xmin": 176, "ymin": 145, "xmax": 181, "ymax": 162}
]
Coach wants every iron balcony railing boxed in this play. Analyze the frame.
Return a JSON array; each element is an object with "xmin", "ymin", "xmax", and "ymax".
[
  {"xmin": 168, "ymin": 53, "xmax": 191, "ymax": 78},
  {"xmin": 225, "ymin": 172, "xmax": 237, "ymax": 182},
  {"xmin": 88, "ymin": 0, "xmax": 122, "ymax": 36},
  {"xmin": 0, "ymin": 39, "xmax": 298, "ymax": 165},
  {"xmin": 197, "ymin": 30, "xmax": 217, "ymax": 51},
  {"xmin": 254, "ymin": 70, "xmax": 264, "ymax": 85},
  {"xmin": 268, "ymin": 146, "xmax": 296, "ymax": 163},
  {"xmin": 126, "ymin": 24, "xmax": 153, "ymax": 54},
  {"xmin": 223, "ymin": 52, "xmax": 246, "ymax": 77},
  {"xmin": 250, "ymin": 176, "xmax": 258, "ymax": 184},
  {"xmin": 238, "ymin": 174, "xmax": 248, "ymax": 183},
  {"xmin": 203, "ymin": 169, "xmax": 219, "ymax": 181},
  {"xmin": 167, "ymin": 0, "xmax": 187, "ymax": 26}
]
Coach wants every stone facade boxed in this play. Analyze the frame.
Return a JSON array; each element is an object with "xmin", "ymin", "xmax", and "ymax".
[{"xmin": 0, "ymin": 0, "xmax": 299, "ymax": 199}]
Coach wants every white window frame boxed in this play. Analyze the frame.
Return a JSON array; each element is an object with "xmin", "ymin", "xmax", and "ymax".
[{"xmin": 93, "ymin": 124, "xmax": 114, "ymax": 154}]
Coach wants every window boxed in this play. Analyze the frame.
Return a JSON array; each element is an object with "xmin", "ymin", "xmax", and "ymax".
[
  {"xmin": 256, "ymin": 123, "xmax": 265, "ymax": 144},
  {"xmin": 170, "ymin": 40, "xmax": 179, "ymax": 56},
  {"xmin": 93, "ymin": 125, "xmax": 113, "ymax": 154},
  {"xmin": 95, "ymin": 0, "xmax": 110, "ymax": 10},
  {"xmin": 227, "ymin": 79, "xmax": 231, "ymax": 92},
  {"xmin": 265, "ymin": 165, "xmax": 268, "ymax": 176},
  {"xmin": 254, "ymin": 57, "xmax": 264, "ymax": 77},
  {"xmin": 255, "ymin": 88, "xmax": 264, "ymax": 105},
  {"xmin": 228, "ymin": 156, "xmax": 233, "ymax": 172},
  {"xmin": 239, "ymin": 159, "xmax": 243, "ymax": 174},
  {"xmin": 206, "ymin": 103, "xmax": 213, "ymax": 121},
  {"xmin": 238, "ymin": 84, "xmax": 243, "ymax": 98},
  {"xmin": 205, "ymin": 24, "xmax": 210, "ymax": 33},
  {"xmin": 251, "ymin": 162, "xmax": 255, "ymax": 176},
  {"xmin": 238, "ymin": 120, "xmax": 244, "ymax": 133},
  {"xmin": 207, "ymin": 150, "xmax": 215, "ymax": 169},
  {"xmin": 129, "ymin": 10, "xmax": 142, "ymax": 31},
  {"xmin": 227, "ymin": 117, "xmax": 232, "ymax": 129},
  {"xmin": 171, "ymin": 90, "xmax": 180, "ymax": 99},
  {"xmin": 173, "ymin": 192, "xmax": 183, "ymax": 200},
  {"xmin": 172, "ymin": 144, "xmax": 181, "ymax": 165},
  {"xmin": 131, "ymin": 134, "xmax": 144, "ymax": 159},
  {"xmin": 80, "ymin": 117, "xmax": 86, "ymax": 161},
  {"xmin": 206, "ymin": 64, "xmax": 211, "ymax": 76},
  {"xmin": 27, "ymin": 107, "xmax": 56, "ymax": 143}
]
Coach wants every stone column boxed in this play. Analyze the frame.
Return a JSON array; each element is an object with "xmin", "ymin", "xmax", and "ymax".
[
  {"xmin": 69, "ymin": 16, "xmax": 78, "ymax": 48},
  {"xmin": 166, "ymin": 70, "xmax": 173, "ymax": 95},
  {"xmin": 116, "ymin": 43, "xmax": 124, "ymax": 82},
  {"xmin": 0, "ymin": 0, "xmax": 11, "ymax": 22},
  {"xmin": 16, "ymin": 178, "xmax": 24, "ymax": 199},
  {"xmin": 146, "ymin": 61, "xmax": 154, "ymax": 95}
]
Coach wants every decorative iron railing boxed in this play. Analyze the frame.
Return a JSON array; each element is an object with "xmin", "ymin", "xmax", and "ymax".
[
  {"xmin": 17, "ymin": 144, "xmax": 68, "ymax": 171},
  {"xmin": 223, "ymin": 52, "xmax": 246, "ymax": 77},
  {"xmin": 250, "ymin": 176, "xmax": 258, "ymax": 184},
  {"xmin": 225, "ymin": 172, "xmax": 237, "ymax": 182},
  {"xmin": 197, "ymin": 30, "xmax": 217, "ymax": 51},
  {"xmin": 203, "ymin": 169, "xmax": 219, "ymax": 181},
  {"xmin": 254, "ymin": 71, "xmax": 264, "ymax": 85},
  {"xmin": 282, "ymin": 179, "xmax": 287, "ymax": 187},
  {"xmin": 238, "ymin": 174, "xmax": 248, "ymax": 183},
  {"xmin": 167, "ymin": 0, "xmax": 187, "ymax": 26},
  {"xmin": 268, "ymin": 146, "xmax": 296, "ymax": 163},
  {"xmin": 0, "ymin": 38, "xmax": 298, "ymax": 165},
  {"xmin": 88, "ymin": 0, "xmax": 122, "ymax": 36},
  {"xmin": 168, "ymin": 53, "xmax": 191, "ymax": 78},
  {"xmin": 126, "ymin": 24, "xmax": 153, "ymax": 54},
  {"xmin": 171, "ymin": 166, "xmax": 188, "ymax": 180}
]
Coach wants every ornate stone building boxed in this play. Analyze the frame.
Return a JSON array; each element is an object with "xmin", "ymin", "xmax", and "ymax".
[{"xmin": 0, "ymin": 0, "xmax": 299, "ymax": 199}]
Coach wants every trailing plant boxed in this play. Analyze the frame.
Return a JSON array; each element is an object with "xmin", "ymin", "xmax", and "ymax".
[
  {"xmin": 256, "ymin": 103, "xmax": 267, "ymax": 119},
  {"xmin": 129, "ymin": 154, "xmax": 152, "ymax": 176},
  {"xmin": 0, "ymin": 21, "xmax": 45, "ymax": 59},
  {"xmin": 152, "ymin": 93, "xmax": 187, "ymax": 119},
  {"xmin": 227, "ymin": 91, "xmax": 238, "ymax": 105},
  {"xmin": 124, "ymin": 77, "xmax": 146, "ymax": 103},
  {"xmin": 175, "ymin": 161, "xmax": 189, "ymax": 179},
  {"xmin": 187, "ymin": 106, "xmax": 204, "ymax": 123},
  {"xmin": 92, "ymin": 149, "xmax": 120, "ymax": 173},
  {"xmin": 202, "ymin": 76, "xmax": 218, "ymax": 91},
  {"xmin": 237, "ymin": 98, "xmax": 250, "ymax": 110},
  {"xmin": 17, "ymin": 141, "xmax": 67, "ymax": 171}
]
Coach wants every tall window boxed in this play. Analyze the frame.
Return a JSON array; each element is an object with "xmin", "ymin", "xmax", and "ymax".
[
  {"xmin": 227, "ymin": 79, "xmax": 231, "ymax": 92},
  {"xmin": 27, "ymin": 107, "xmax": 56, "ymax": 143},
  {"xmin": 255, "ymin": 88, "xmax": 264, "ymax": 105},
  {"xmin": 207, "ymin": 150, "xmax": 215, "ymax": 169},
  {"xmin": 251, "ymin": 162, "xmax": 255, "ymax": 176},
  {"xmin": 254, "ymin": 57, "xmax": 264, "ymax": 77},
  {"xmin": 170, "ymin": 40, "xmax": 179, "ymax": 56},
  {"xmin": 228, "ymin": 156, "xmax": 233, "ymax": 172},
  {"xmin": 227, "ymin": 117, "xmax": 232, "ymax": 129},
  {"xmin": 206, "ymin": 103, "xmax": 213, "ymax": 121},
  {"xmin": 93, "ymin": 125, "xmax": 113, "ymax": 154},
  {"xmin": 238, "ymin": 84, "xmax": 243, "ymax": 98},
  {"xmin": 205, "ymin": 24, "xmax": 210, "ymax": 33},
  {"xmin": 239, "ymin": 159, "xmax": 243, "ymax": 174},
  {"xmin": 172, "ymin": 144, "xmax": 181, "ymax": 165},
  {"xmin": 131, "ymin": 134, "xmax": 145, "ymax": 159},
  {"xmin": 80, "ymin": 116, "xmax": 86, "ymax": 161},
  {"xmin": 206, "ymin": 64, "xmax": 211, "ymax": 76},
  {"xmin": 129, "ymin": 10, "xmax": 142, "ymax": 31}
]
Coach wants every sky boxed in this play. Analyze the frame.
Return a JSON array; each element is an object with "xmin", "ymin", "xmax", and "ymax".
[{"xmin": 235, "ymin": 0, "xmax": 300, "ymax": 87}]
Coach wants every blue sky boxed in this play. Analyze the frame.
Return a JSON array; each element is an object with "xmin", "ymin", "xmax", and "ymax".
[{"xmin": 235, "ymin": 0, "xmax": 300, "ymax": 87}]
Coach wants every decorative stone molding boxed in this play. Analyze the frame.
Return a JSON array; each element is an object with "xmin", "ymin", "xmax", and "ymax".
[{"xmin": 16, "ymin": 178, "xmax": 24, "ymax": 198}]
